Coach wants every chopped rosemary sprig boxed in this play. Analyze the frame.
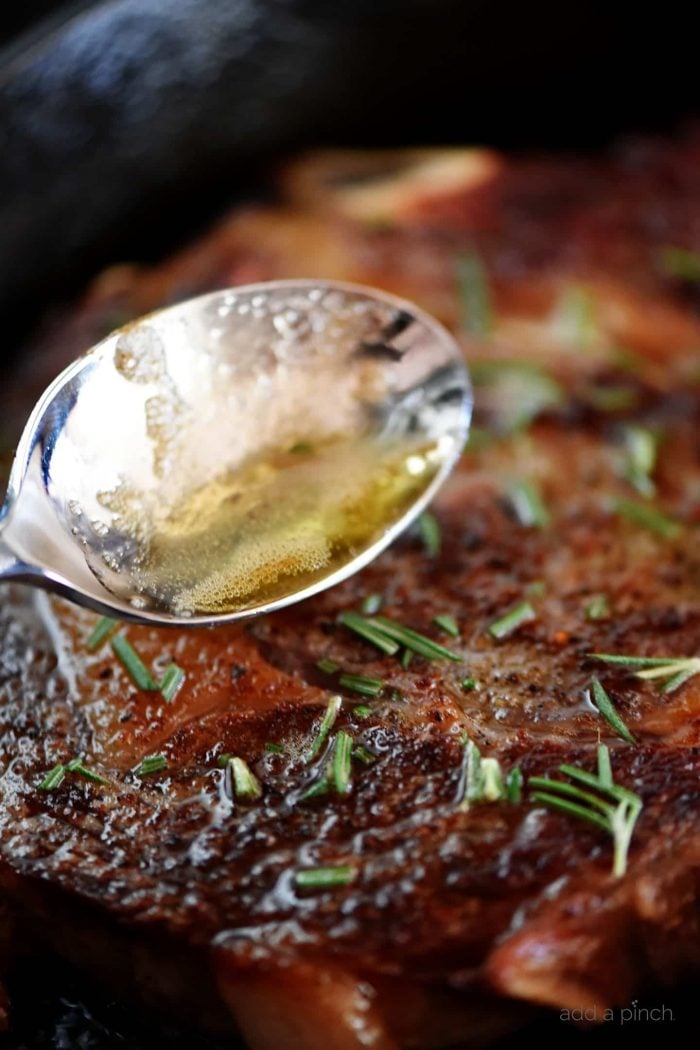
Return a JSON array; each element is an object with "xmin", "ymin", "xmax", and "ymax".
[
  {"xmin": 86, "ymin": 616, "xmax": 118, "ymax": 652},
  {"xmin": 306, "ymin": 695, "xmax": 342, "ymax": 761},
  {"xmin": 590, "ymin": 653, "xmax": 700, "ymax": 694},
  {"xmin": 297, "ymin": 775, "xmax": 330, "ymax": 802},
  {"xmin": 530, "ymin": 745, "xmax": 642, "ymax": 877},
  {"xmin": 338, "ymin": 673, "xmax": 383, "ymax": 697},
  {"xmin": 597, "ymin": 741, "xmax": 613, "ymax": 789},
  {"xmin": 361, "ymin": 593, "xmax": 383, "ymax": 615},
  {"xmin": 583, "ymin": 383, "xmax": 638, "ymax": 413},
  {"xmin": 585, "ymin": 594, "xmax": 610, "ymax": 621},
  {"xmin": 294, "ymin": 865, "xmax": 356, "ymax": 890},
  {"xmin": 659, "ymin": 245, "xmax": 700, "ymax": 282},
  {"xmin": 111, "ymin": 635, "xmax": 158, "ymax": 691},
  {"xmin": 507, "ymin": 479, "xmax": 550, "ymax": 528},
  {"xmin": 463, "ymin": 425, "xmax": 495, "ymax": 453},
  {"xmin": 643, "ymin": 661, "xmax": 700, "ymax": 694},
  {"xmin": 460, "ymin": 737, "xmax": 481, "ymax": 807},
  {"xmin": 590, "ymin": 653, "xmax": 676, "ymax": 667},
  {"xmin": 470, "ymin": 360, "xmax": 564, "ymax": 435},
  {"xmin": 461, "ymin": 677, "xmax": 477, "ymax": 691},
  {"xmin": 353, "ymin": 705, "xmax": 372, "ymax": 719},
  {"xmin": 506, "ymin": 767, "xmax": 523, "ymax": 803},
  {"xmin": 265, "ymin": 742, "xmax": 284, "ymax": 754},
  {"xmin": 433, "ymin": 613, "xmax": 459, "ymax": 637},
  {"xmin": 352, "ymin": 744, "xmax": 376, "ymax": 765},
  {"xmin": 621, "ymin": 424, "xmax": 659, "ymax": 498},
  {"xmin": 488, "ymin": 601, "xmax": 536, "ymax": 640},
  {"xmin": 418, "ymin": 511, "xmax": 441, "ymax": 557},
  {"xmin": 65, "ymin": 758, "xmax": 110, "ymax": 785},
  {"xmin": 316, "ymin": 657, "xmax": 340, "ymax": 675},
  {"xmin": 480, "ymin": 757, "xmax": 505, "ymax": 801},
  {"xmin": 340, "ymin": 610, "xmax": 461, "ymax": 663},
  {"xmin": 38, "ymin": 763, "xmax": 66, "ymax": 791},
  {"xmin": 159, "ymin": 663, "xmax": 185, "ymax": 702},
  {"xmin": 299, "ymin": 728, "xmax": 355, "ymax": 802},
  {"xmin": 368, "ymin": 616, "xmax": 460, "ymax": 662},
  {"xmin": 456, "ymin": 248, "xmax": 492, "ymax": 337},
  {"xmin": 332, "ymin": 730, "xmax": 353, "ymax": 795},
  {"xmin": 613, "ymin": 498, "xmax": 680, "ymax": 540},
  {"xmin": 338, "ymin": 611, "xmax": 400, "ymax": 656},
  {"xmin": 553, "ymin": 284, "xmax": 599, "ymax": 350},
  {"xmin": 457, "ymin": 737, "xmax": 514, "ymax": 807},
  {"xmin": 230, "ymin": 757, "xmax": 262, "ymax": 801},
  {"xmin": 589, "ymin": 677, "xmax": 636, "ymax": 744},
  {"xmin": 136, "ymin": 754, "xmax": 167, "ymax": 777}
]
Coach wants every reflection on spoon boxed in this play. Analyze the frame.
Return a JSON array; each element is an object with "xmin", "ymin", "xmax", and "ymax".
[{"xmin": 0, "ymin": 280, "xmax": 471, "ymax": 626}]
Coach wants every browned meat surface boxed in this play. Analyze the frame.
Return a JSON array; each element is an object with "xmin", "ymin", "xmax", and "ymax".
[{"xmin": 1, "ymin": 134, "xmax": 700, "ymax": 1046}]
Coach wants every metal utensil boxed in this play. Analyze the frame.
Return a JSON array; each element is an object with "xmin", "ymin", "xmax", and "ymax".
[{"xmin": 0, "ymin": 280, "xmax": 471, "ymax": 625}]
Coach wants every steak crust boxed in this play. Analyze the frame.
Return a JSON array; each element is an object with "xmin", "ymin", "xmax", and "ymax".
[{"xmin": 1, "ymin": 134, "xmax": 700, "ymax": 1046}]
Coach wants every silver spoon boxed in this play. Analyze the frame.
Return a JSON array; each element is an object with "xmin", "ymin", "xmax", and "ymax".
[{"xmin": 0, "ymin": 280, "xmax": 471, "ymax": 626}]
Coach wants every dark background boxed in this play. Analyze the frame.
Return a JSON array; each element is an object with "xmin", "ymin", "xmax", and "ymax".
[{"xmin": 1, "ymin": 1, "xmax": 698, "ymax": 345}]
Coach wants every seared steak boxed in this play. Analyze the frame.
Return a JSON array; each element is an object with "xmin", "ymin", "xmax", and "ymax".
[{"xmin": 1, "ymin": 135, "xmax": 699, "ymax": 1047}]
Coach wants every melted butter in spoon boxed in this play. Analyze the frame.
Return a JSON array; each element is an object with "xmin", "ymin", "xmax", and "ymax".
[{"xmin": 127, "ymin": 433, "xmax": 445, "ymax": 616}]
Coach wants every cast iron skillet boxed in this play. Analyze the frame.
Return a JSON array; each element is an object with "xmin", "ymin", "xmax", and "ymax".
[
  {"xmin": 0, "ymin": 2, "xmax": 698, "ymax": 1044},
  {"xmin": 1, "ymin": 0, "xmax": 698, "ymax": 345}
]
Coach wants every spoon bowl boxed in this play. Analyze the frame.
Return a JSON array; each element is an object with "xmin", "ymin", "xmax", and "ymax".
[{"xmin": 0, "ymin": 280, "xmax": 471, "ymax": 625}]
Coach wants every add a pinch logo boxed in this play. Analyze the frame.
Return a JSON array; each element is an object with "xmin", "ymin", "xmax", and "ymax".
[{"xmin": 560, "ymin": 1001, "xmax": 676, "ymax": 1024}]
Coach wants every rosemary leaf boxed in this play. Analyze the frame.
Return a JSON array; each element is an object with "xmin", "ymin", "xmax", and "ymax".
[
  {"xmin": 613, "ymin": 498, "xmax": 680, "ymax": 540},
  {"xmin": 332, "ymin": 731, "xmax": 353, "ymax": 795},
  {"xmin": 456, "ymin": 249, "xmax": 492, "ymax": 337},
  {"xmin": 111, "ymin": 635, "xmax": 158, "ymax": 691},
  {"xmin": 361, "ymin": 593, "xmax": 383, "ymax": 615},
  {"xmin": 306, "ymin": 695, "xmax": 342, "ymax": 762},
  {"xmin": 159, "ymin": 663, "xmax": 185, "ymax": 702},
  {"xmin": 352, "ymin": 744, "xmax": 376, "ymax": 765},
  {"xmin": 585, "ymin": 594, "xmax": 610, "ymax": 621},
  {"xmin": 316, "ymin": 657, "xmax": 340, "ymax": 675},
  {"xmin": 38, "ymin": 763, "xmax": 66, "ymax": 791},
  {"xmin": 338, "ymin": 611, "xmax": 400, "ymax": 656},
  {"xmin": 338, "ymin": 673, "xmax": 383, "ymax": 697},
  {"xmin": 418, "ymin": 511, "xmax": 441, "ymax": 557},
  {"xmin": 65, "ymin": 758, "xmax": 110, "ymax": 786},
  {"xmin": 294, "ymin": 865, "xmax": 356, "ymax": 889},
  {"xmin": 432, "ymin": 613, "xmax": 459, "ymax": 637},
  {"xmin": 506, "ymin": 767, "xmax": 523, "ymax": 804},
  {"xmin": 621, "ymin": 424, "xmax": 659, "ymax": 498},
  {"xmin": 136, "ymin": 754, "xmax": 167, "ymax": 777},
  {"xmin": 369, "ymin": 616, "xmax": 460, "ymax": 662},
  {"xmin": 507, "ymin": 479, "xmax": 550, "ymax": 528},
  {"xmin": 230, "ymin": 757, "xmax": 262, "ymax": 801},
  {"xmin": 488, "ymin": 601, "xmax": 536, "ymax": 640},
  {"xmin": 86, "ymin": 616, "xmax": 118, "ymax": 652},
  {"xmin": 529, "ymin": 748, "xmax": 642, "ymax": 878},
  {"xmin": 659, "ymin": 245, "xmax": 700, "ymax": 282},
  {"xmin": 589, "ymin": 677, "xmax": 636, "ymax": 744}
]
